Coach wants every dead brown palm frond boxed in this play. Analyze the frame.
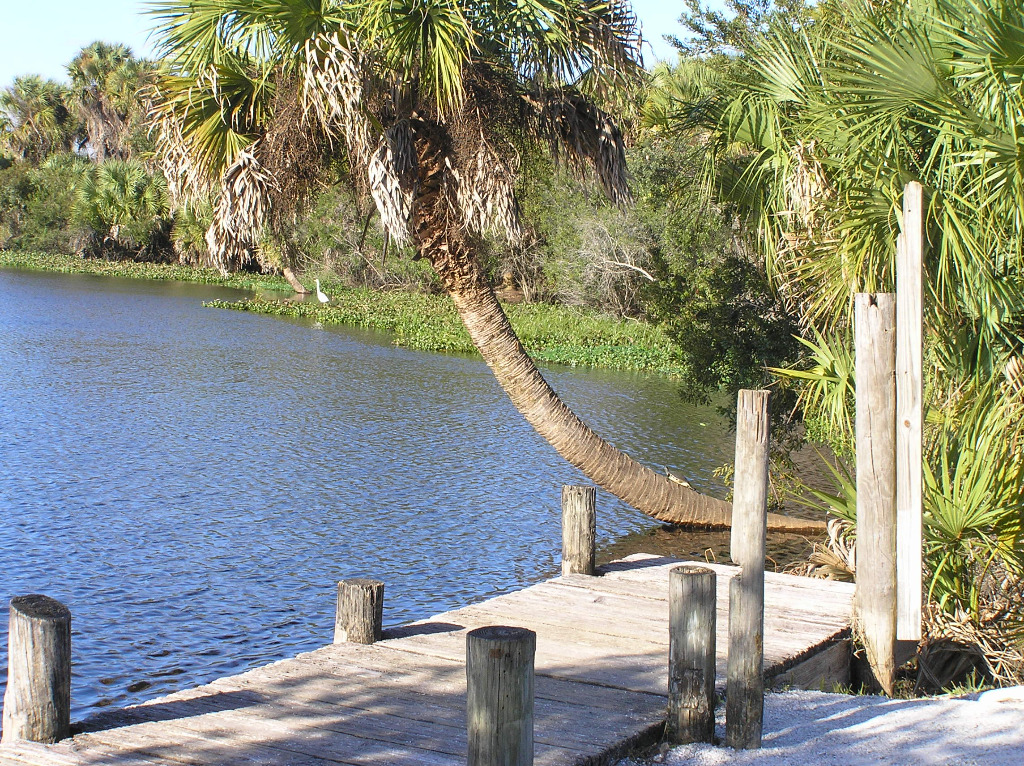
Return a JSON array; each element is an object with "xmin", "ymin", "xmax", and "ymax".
[
  {"xmin": 301, "ymin": 33, "xmax": 420, "ymax": 244},
  {"xmin": 438, "ymin": 66, "xmax": 524, "ymax": 244},
  {"xmin": 204, "ymin": 144, "xmax": 277, "ymax": 273},
  {"xmin": 437, "ymin": 64, "xmax": 527, "ymax": 244},
  {"xmin": 525, "ymin": 91, "xmax": 631, "ymax": 205},
  {"xmin": 301, "ymin": 32, "xmax": 373, "ymax": 166},
  {"xmin": 366, "ymin": 120, "xmax": 417, "ymax": 244},
  {"xmin": 149, "ymin": 100, "xmax": 213, "ymax": 208},
  {"xmin": 784, "ymin": 138, "xmax": 830, "ymax": 234},
  {"xmin": 795, "ymin": 516, "xmax": 856, "ymax": 580},
  {"xmin": 922, "ymin": 598, "xmax": 1024, "ymax": 689},
  {"xmin": 449, "ymin": 139, "xmax": 524, "ymax": 244},
  {"xmin": 260, "ymin": 75, "xmax": 331, "ymax": 227},
  {"xmin": 917, "ymin": 558, "xmax": 1024, "ymax": 691},
  {"xmin": 1006, "ymin": 354, "xmax": 1024, "ymax": 393}
]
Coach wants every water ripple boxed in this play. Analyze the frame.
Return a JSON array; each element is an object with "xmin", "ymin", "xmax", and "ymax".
[{"xmin": 0, "ymin": 269, "xmax": 732, "ymax": 720}]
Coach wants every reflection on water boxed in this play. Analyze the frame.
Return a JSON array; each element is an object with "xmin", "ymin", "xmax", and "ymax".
[{"xmin": 1, "ymin": 268, "xmax": 753, "ymax": 719}]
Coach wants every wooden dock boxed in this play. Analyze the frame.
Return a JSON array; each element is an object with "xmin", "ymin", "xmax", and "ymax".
[{"xmin": 0, "ymin": 554, "xmax": 854, "ymax": 766}]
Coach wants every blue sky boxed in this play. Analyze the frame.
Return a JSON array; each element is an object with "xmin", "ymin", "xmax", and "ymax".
[{"xmin": 0, "ymin": 0, "xmax": 691, "ymax": 87}]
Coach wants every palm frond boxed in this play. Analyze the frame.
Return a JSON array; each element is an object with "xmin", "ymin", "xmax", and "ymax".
[
  {"xmin": 367, "ymin": 121, "xmax": 417, "ymax": 243},
  {"xmin": 359, "ymin": 0, "xmax": 473, "ymax": 116},
  {"xmin": 204, "ymin": 144, "xmax": 277, "ymax": 273},
  {"xmin": 527, "ymin": 90, "xmax": 630, "ymax": 204}
]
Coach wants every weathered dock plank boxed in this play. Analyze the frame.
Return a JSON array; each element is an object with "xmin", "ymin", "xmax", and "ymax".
[{"xmin": 1, "ymin": 554, "xmax": 853, "ymax": 765}]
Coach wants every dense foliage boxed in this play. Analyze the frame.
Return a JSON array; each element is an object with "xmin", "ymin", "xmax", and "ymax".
[
  {"xmin": 660, "ymin": 0, "xmax": 1024, "ymax": 682},
  {"xmin": 3, "ymin": 0, "xmax": 1021, "ymax": 685},
  {"xmin": 0, "ymin": 35, "xmax": 795, "ymax": 398}
]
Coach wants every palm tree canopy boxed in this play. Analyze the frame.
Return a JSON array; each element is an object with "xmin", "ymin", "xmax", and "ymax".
[
  {"xmin": 149, "ymin": 0, "xmax": 642, "ymax": 223},
  {"xmin": 146, "ymin": 0, "xmax": 813, "ymax": 532},
  {"xmin": 67, "ymin": 41, "xmax": 148, "ymax": 161},
  {"xmin": 0, "ymin": 75, "xmax": 79, "ymax": 162}
]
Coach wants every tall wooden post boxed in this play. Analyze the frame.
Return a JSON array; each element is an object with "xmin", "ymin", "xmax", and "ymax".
[
  {"xmin": 896, "ymin": 182, "xmax": 924, "ymax": 642},
  {"xmin": 334, "ymin": 579, "xmax": 384, "ymax": 644},
  {"xmin": 466, "ymin": 626, "xmax": 535, "ymax": 766},
  {"xmin": 2, "ymin": 596, "xmax": 72, "ymax": 744},
  {"xmin": 726, "ymin": 389, "xmax": 769, "ymax": 749},
  {"xmin": 561, "ymin": 485, "xmax": 596, "ymax": 576},
  {"xmin": 855, "ymin": 293, "xmax": 898, "ymax": 695},
  {"xmin": 666, "ymin": 565, "xmax": 717, "ymax": 745}
]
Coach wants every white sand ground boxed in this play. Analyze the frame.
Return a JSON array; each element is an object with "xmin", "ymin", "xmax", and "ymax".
[{"xmin": 621, "ymin": 686, "xmax": 1024, "ymax": 766}]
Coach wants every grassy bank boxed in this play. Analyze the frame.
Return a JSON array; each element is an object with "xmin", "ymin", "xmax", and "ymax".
[
  {"xmin": 208, "ymin": 293, "xmax": 685, "ymax": 373},
  {"xmin": 0, "ymin": 250, "xmax": 292, "ymax": 292},
  {"xmin": 3, "ymin": 250, "xmax": 686, "ymax": 374}
]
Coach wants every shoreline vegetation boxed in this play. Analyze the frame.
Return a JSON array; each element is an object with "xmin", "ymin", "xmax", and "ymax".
[
  {"xmin": 1, "ymin": 0, "xmax": 1020, "ymax": 724},
  {"xmin": 0, "ymin": 250, "xmax": 291, "ymax": 292},
  {"xmin": 1, "ymin": 250, "xmax": 688, "ymax": 375}
]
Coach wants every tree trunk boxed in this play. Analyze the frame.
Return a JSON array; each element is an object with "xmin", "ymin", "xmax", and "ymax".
[
  {"xmin": 283, "ymin": 267, "xmax": 309, "ymax": 294},
  {"xmin": 409, "ymin": 122, "xmax": 821, "ymax": 533}
]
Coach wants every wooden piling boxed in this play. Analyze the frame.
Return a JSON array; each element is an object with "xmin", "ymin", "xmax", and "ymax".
[
  {"xmin": 466, "ymin": 625, "xmax": 536, "ymax": 766},
  {"xmin": 666, "ymin": 565, "xmax": 717, "ymax": 745},
  {"xmin": 561, "ymin": 485, "xmax": 597, "ymax": 576},
  {"xmin": 726, "ymin": 577, "xmax": 763, "ymax": 749},
  {"xmin": 334, "ymin": 579, "xmax": 384, "ymax": 645},
  {"xmin": 855, "ymin": 293, "xmax": 898, "ymax": 695},
  {"xmin": 726, "ymin": 389, "xmax": 770, "ymax": 750},
  {"xmin": 1, "ymin": 595, "xmax": 72, "ymax": 744},
  {"xmin": 896, "ymin": 182, "xmax": 924, "ymax": 642}
]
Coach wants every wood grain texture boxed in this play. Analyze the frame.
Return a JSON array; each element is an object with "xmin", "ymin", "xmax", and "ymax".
[
  {"xmin": 334, "ymin": 579, "xmax": 384, "ymax": 645},
  {"xmin": 1, "ymin": 555, "xmax": 853, "ymax": 765},
  {"xmin": 726, "ymin": 577, "xmax": 764, "ymax": 749},
  {"xmin": 1, "ymin": 596, "xmax": 71, "ymax": 744},
  {"xmin": 561, "ymin": 486, "xmax": 596, "ymax": 576},
  {"xmin": 667, "ymin": 566, "xmax": 716, "ymax": 744},
  {"xmin": 855, "ymin": 293, "xmax": 898, "ymax": 695},
  {"xmin": 896, "ymin": 182, "xmax": 924, "ymax": 642},
  {"xmin": 466, "ymin": 627, "xmax": 535, "ymax": 766},
  {"xmin": 730, "ymin": 390, "xmax": 770, "ymax": 572},
  {"xmin": 725, "ymin": 390, "xmax": 770, "ymax": 749}
]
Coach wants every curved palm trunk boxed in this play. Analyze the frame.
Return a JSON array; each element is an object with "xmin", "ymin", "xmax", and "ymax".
[{"xmin": 411, "ymin": 123, "xmax": 822, "ymax": 533}]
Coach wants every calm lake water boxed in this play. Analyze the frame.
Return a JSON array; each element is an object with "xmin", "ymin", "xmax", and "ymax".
[{"xmin": 0, "ymin": 267, "xmax": 735, "ymax": 720}]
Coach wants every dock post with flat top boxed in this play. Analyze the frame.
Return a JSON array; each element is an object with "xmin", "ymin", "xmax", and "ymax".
[
  {"xmin": 466, "ymin": 625, "xmax": 536, "ymax": 766},
  {"xmin": 667, "ymin": 565, "xmax": 717, "ymax": 744},
  {"xmin": 896, "ymin": 182, "xmax": 924, "ymax": 642},
  {"xmin": 561, "ymin": 485, "xmax": 596, "ymax": 576},
  {"xmin": 726, "ymin": 389, "xmax": 770, "ymax": 749},
  {"xmin": 855, "ymin": 293, "xmax": 898, "ymax": 695},
  {"xmin": 1, "ymin": 595, "xmax": 72, "ymax": 744},
  {"xmin": 334, "ymin": 578, "xmax": 384, "ymax": 644}
]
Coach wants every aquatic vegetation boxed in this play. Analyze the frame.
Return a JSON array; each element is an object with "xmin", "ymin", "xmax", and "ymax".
[
  {"xmin": 0, "ymin": 250, "xmax": 292, "ymax": 292},
  {"xmin": 205, "ymin": 289, "xmax": 687, "ymax": 375},
  {"xmin": 1, "ymin": 249, "xmax": 686, "ymax": 374}
]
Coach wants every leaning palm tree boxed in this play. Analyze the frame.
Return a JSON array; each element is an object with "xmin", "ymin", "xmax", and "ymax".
[{"xmin": 149, "ymin": 0, "xmax": 819, "ymax": 532}]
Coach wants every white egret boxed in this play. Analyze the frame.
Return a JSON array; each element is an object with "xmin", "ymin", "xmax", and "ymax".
[{"xmin": 315, "ymin": 279, "xmax": 330, "ymax": 303}]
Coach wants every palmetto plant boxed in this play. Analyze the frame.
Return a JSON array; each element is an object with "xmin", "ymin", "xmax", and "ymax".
[
  {"xmin": 663, "ymin": 0, "xmax": 1024, "ymax": 626},
  {"xmin": 147, "ymin": 0, "xmax": 817, "ymax": 529},
  {"xmin": 73, "ymin": 159, "xmax": 171, "ymax": 258},
  {"xmin": 924, "ymin": 381, "xmax": 1024, "ymax": 618}
]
